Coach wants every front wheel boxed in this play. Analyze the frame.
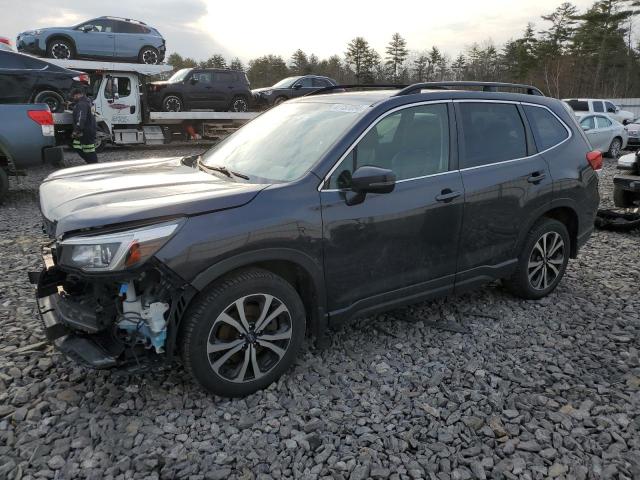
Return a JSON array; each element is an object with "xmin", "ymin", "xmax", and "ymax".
[
  {"xmin": 273, "ymin": 96, "xmax": 287, "ymax": 106},
  {"xmin": 229, "ymin": 96, "xmax": 249, "ymax": 112},
  {"xmin": 34, "ymin": 90, "xmax": 65, "ymax": 113},
  {"xmin": 138, "ymin": 46, "xmax": 160, "ymax": 65},
  {"xmin": 162, "ymin": 95, "xmax": 184, "ymax": 112},
  {"xmin": 47, "ymin": 39, "xmax": 74, "ymax": 60},
  {"xmin": 607, "ymin": 137, "xmax": 623, "ymax": 158},
  {"xmin": 503, "ymin": 218, "xmax": 570, "ymax": 300},
  {"xmin": 181, "ymin": 268, "xmax": 306, "ymax": 397}
]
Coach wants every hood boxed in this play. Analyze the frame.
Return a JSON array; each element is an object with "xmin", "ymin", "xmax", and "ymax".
[
  {"xmin": 252, "ymin": 87, "xmax": 274, "ymax": 94},
  {"xmin": 40, "ymin": 156, "xmax": 269, "ymax": 237},
  {"xmin": 149, "ymin": 80, "xmax": 170, "ymax": 86}
]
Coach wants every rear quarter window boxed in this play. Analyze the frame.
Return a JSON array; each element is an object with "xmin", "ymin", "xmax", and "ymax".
[
  {"xmin": 523, "ymin": 105, "xmax": 569, "ymax": 151},
  {"xmin": 566, "ymin": 100, "xmax": 589, "ymax": 112},
  {"xmin": 458, "ymin": 102, "xmax": 527, "ymax": 168}
]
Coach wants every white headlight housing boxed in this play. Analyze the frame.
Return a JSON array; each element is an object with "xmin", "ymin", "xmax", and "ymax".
[{"xmin": 59, "ymin": 220, "xmax": 183, "ymax": 272}]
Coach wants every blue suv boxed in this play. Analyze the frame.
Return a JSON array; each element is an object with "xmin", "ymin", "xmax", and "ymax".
[{"xmin": 17, "ymin": 16, "xmax": 165, "ymax": 64}]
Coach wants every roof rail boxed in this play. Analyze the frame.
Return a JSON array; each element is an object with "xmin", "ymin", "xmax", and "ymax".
[
  {"xmin": 395, "ymin": 81, "xmax": 544, "ymax": 96},
  {"xmin": 304, "ymin": 84, "xmax": 407, "ymax": 97}
]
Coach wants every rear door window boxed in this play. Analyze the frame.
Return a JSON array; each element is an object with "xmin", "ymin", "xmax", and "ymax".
[
  {"xmin": 596, "ymin": 116, "xmax": 612, "ymax": 128},
  {"xmin": 116, "ymin": 22, "xmax": 147, "ymax": 34},
  {"xmin": 0, "ymin": 52, "xmax": 27, "ymax": 69},
  {"xmin": 566, "ymin": 100, "xmax": 589, "ymax": 112},
  {"xmin": 458, "ymin": 102, "xmax": 527, "ymax": 168},
  {"xmin": 580, "ymin": 116, "xmax": 595, "ymax": 130},
  {"xmin": 312, "ymin": 78, "xmax": 331, "ymax": 87},
  {"xmin": 593, "ymin": 101, "xmax": 604, "ymax": 112},
  {"xmin": 523, "ymin": 105, "xmax": 569, "ymax": 151},
  {"xmin": 214, "ymin": 71, "xmax": 233, "ymax": 83}
]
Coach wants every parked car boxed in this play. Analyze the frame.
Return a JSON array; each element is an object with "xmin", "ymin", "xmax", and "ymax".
[
  {"xmin": 624, "ymin": 117, "xmax": 640, "ymax": 148},
  {"xmin": 577, "ymin": 113, "xmax": 628, "ymax": 158},
  {"xmin": 252, "ymin": 75, "xmax": 337, "ymax": 107},
  {"xmin": 564, "ymin": 98, "xmax": 634, "ymax": 124},
  {"xmin": 0, "ymin": 104, "xmax": 63, "ymax": 201},
  {"xmin": 33, "ymin": 82, "xmax": 600, "ymax": 397},
  {"xmin": 148, "ymin": 68, "xmax": 252, "ymax": 112},
  {"xmin": 0, "ymin": 36, "xmax": 14, "ymax": 51},
  {"xmin": 17, "ymin": 16, "xmax": 165, "ymax": 65},
  {"xmin": 613, "ymin": 150, "xmax": 640, "ymax": 207},
  {"xmin": 0, "ymin": 50, "xmax": 89, "ymax": 112}
]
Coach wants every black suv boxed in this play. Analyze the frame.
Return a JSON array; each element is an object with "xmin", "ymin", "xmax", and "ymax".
[
  {"xmin": 33, "ymin": 82, "xmax": 600, "ymax": 397},
  {"xmin": 148, "ymin": 68, "xmax": 251, "ymax": 112},
  {"xmin": 252, "ymin": 75, "xmax": 337, "ymax": 107},
  {"xmin": 0, "ymin": 50, "xmax": 88, "ymax": 112}
]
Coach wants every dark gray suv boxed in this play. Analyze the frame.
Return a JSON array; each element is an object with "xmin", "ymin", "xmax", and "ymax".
[{"xmin": 33, "ymin": 82, "xmax": 600, "ymax": 397}]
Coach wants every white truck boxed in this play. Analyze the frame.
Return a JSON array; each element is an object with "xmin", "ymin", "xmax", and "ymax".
[
  {"xmin": 563, "ymin": 98, "xmax": 634, "ymax": 124},
  {"xmin": 48, "ymin": 59, "xmax": 258, "ymax": 148}
]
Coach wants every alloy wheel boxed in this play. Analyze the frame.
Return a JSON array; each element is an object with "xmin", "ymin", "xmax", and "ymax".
[
  {"xmin": 610, "ymin": 139, "xmax": 621, "ymax": 158},
  {"xmin": 207, "ymin": 293, "xmax": 293, "ymax": 383},
  {"xmin": 232, "ymin": 98, "xmax": 248, "ymax": 112},
  {"xmin": 142, "ymin": 49, "xmax": 158, "ymax": 65},
  {"xmin": 164, "ymin": 97, "xmax": 182, "ymax": 112},
  {"xmin": 51, "ymin": 43, "xmax": 71, "ymax": 60},
  {"xmin": 527, "ymin": 231, "xmax": 565, "ymax": 290},
  {"xmin": 43, "ymin": 96, "xmax": 60, "ymax": 113}
]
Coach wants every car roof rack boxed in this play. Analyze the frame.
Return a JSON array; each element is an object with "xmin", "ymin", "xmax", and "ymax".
[
  {"xmin": 395, "ymin": 81, "xmax": 544, "ymax": 96},
  {"xmin": 101, "ymin": 16, "xmax": 148, "ymax": 25},
  {"xmin": 304, "ymin": 84, "xmax": 407, "ymax": 97}
]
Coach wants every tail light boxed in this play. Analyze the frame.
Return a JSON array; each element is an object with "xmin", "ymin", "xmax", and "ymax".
[
  {"xmin": 73, "ymin": 74, "xmax": 90, "ymax": 84},
  {"xmin": 28, "ymin": 109, "xmax": 55, "ymax": 137},
  {"xmin": 586, "ymin": 150, "xmax": 603, "ymax": 171},
  {"xmin": 0, "ymin": 37, "xmax": 11, "ymax": 46}
]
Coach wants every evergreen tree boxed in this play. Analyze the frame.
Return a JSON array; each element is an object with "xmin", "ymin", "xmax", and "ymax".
[
  {"xmin": 200, "ymin": 54, "xmax": 227, "ymax": 69},
  {"xmin": 385, "ymin": 33, "xmax": 409, "ymax": 81},
  {"xmin": 229, "ymin": 57, "xmax": 245, "ymax": 71},
  {"xmin": 290, "ymin": 49, "xmax": 309, "ymax": 74},
  {"xmin": 345, "ymin": 37, "xmax": 373, "ymax": 83}
]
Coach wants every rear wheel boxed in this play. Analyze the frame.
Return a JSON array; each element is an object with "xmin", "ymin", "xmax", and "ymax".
[
  {"xmin": 607, "ymin": 137, "xmax": 622, "ymax": 158},
  {"xmin": 34, "ymin": 90, "xmax": 65, "ymax": 113},
  {"xmin": 181, "ymin": 268, "xmax": 305, "ymax": 397},
  {"xmin": 138, "ymin": 47, "xmax": 160, "ymax": 65},
  {"xmin": 229, "ymin": 96, "xmax": 249, "ymax": 112},
  {"xmin": 47, "ymin": 39, "xmax": 74, "ymax": 60},
  {"xmin": 503, "ymin": 218, "xmax": 570, "ymax": 300},
  {"xmin": 162, "ymin": 95, "xmax": 184, "ymax": 112}
]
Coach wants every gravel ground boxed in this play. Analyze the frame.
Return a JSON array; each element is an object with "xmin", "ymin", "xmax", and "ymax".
[{"xmin": 0, "ymin": 147, "xmax": 639, "ymax": 480}]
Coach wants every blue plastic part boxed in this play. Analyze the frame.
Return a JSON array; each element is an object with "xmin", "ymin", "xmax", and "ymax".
[
  {"xmin": 119, "ymin": 283, "xmax": 128, "ymax": 295},
  {"xmin": 118, "ymin": 318, "xmax": 166, "ymax": 352}
]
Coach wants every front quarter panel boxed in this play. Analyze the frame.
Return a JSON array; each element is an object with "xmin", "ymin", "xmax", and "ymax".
[{"xmin": 155, "ymin": 176, "xmax": 324, "ymax": 292}]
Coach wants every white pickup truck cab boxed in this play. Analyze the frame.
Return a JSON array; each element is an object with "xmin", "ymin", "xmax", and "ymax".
[{"xmin": 563, "ymin": 98, "xmax": 634, "ymax": 124}]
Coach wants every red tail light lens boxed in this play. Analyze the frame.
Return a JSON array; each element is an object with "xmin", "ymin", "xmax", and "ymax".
[
  {"xmin": 73, "ymin": 74, "xmax": 90, "ymax": 84},
  {"xmin": 586, "ymin": 150, "xmax": 603, "ymax": 171},
  {"xmin": 0, "ymin": 37, "xmax": 11, "ymax": 46},
  {"xmin": 28, "ymin": 109, "xmax": 54, "ymax": 125}
]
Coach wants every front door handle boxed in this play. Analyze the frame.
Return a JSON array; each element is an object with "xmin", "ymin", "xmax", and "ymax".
[
  {"xmin": 527, "ymin": 171, "xmax": 546, "ymax": 183},
  {"xmin": 435, "ymin": 189, "xmax": 461, "ymax": 202}
]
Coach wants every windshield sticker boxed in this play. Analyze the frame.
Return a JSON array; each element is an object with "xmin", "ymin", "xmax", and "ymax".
[{"xmin": 330, "ymin": 104, "xmax": 368, "ymax": 113}]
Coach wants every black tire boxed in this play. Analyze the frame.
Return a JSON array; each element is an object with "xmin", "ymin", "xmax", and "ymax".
[
  {"xmin": 162, "ymin": 95, "xmax": 184, "ymax": 112},
  {"xmin": 607, "ymin": 137, "xmax": 623, "ymax": 158},
  {"xmin": 33, "ymin": 90, "xmax": 65, "ymax": 113},
  {"xmin": 46, "ymin": 38, "xmax": 74, "ymax": 60},
  {"xmin": 138, "ymin": 46, "xmax": 160, "ymax": 65},
  {"xmin": 503, "ymin": 218, "xmax": 570, "ymax": 300},
  {"xmin": 181, "ymin": 268, "xmax": 306, "ymax": 397},
  {"xmin": 0, "ymin": 167, "xmax": 8, "ymax": 204},
  {"xmin": 273, "ymin": 96, "xmax": 287, "ymax": 106},
  {"xmin": 94, "ymin": 124, "xmax": 111, "ymax": 153},
  {"xmin": 229, "ymin": 95, "xmax": 249, "ymax": 112}
]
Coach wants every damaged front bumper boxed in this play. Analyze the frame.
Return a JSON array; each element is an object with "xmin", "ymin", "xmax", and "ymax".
[{"xmin": 31, "ymin": 247, "xmax": 195, "ymax": 371}]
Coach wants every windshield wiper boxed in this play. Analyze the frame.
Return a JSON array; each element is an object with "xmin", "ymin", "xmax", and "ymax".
[{"xmin": 197, "ymin": 158, "xmax": 250, "ymax": 180}]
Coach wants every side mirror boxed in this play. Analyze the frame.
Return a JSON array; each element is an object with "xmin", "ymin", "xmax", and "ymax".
[
  {"xmin": 293, "ymin": 84, "xmax": 302, "ymax": 90},
  {"xmin": 81, "ymin": 25, "xmax": 94, "ymax": 32},
  {"xmin": 623, "ymin": 119, "xmax": 630, "ymax": 125},
  {"xmin": 344, "ymin": 166, "xmax": 396, "ymax": 206}
]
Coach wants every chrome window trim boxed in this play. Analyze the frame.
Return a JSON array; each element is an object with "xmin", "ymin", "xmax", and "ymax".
[
  {"xmin": 318, "ymin": 100, "xmax": 452, "ymax": 192},
  {"xmin": 318, "ymin": 98, "xmax": 575, "ymax": 190}
]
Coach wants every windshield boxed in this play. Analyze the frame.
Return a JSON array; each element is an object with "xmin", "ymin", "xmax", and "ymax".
[
  {"xmin": 168, "ymin": 68, "xmax": 191, "ymax": 83},
  {"xmin": 202, "ymin": 102, "xmax": 363, "ymax": 182},
  {"xmin": 272, "ymin": 76, "xmax": 301, "ymax": 88}
]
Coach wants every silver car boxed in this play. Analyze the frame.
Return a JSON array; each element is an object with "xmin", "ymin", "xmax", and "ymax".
[{"xmin": 578, "ymin": 113, "xmax": 628, "ymax": 158}]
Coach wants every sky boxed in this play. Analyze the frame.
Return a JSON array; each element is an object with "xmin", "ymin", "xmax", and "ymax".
[{"xmin": 0, "ymin": 0, "xmax": 601, "ymax": 63}]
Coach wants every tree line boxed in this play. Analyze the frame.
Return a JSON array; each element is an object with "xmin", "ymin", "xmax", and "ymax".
[{"xmin": 167, "ymin": 0, "xmax": 640, "ymax": 98}]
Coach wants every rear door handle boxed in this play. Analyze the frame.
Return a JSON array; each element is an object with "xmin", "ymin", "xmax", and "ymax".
[
  {"xmin": 435, "ymin": 189, "xmax": 461, "ymax": 202},
  {"xmin": 527, "ymin": 171, "xmax": 546, "ymax": 183}
]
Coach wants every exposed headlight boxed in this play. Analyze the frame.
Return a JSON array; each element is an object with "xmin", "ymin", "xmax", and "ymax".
[
  {"xmin": 24, "ymin": 30, "xmax": 42, "ymax": 36},
  {"xmin": 59, "ymin": 220, "xmax": 183, "ymax": 272},
  {"xmin": 260, "ymin": 90, "xmax": 272, "ymax": 96}
]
